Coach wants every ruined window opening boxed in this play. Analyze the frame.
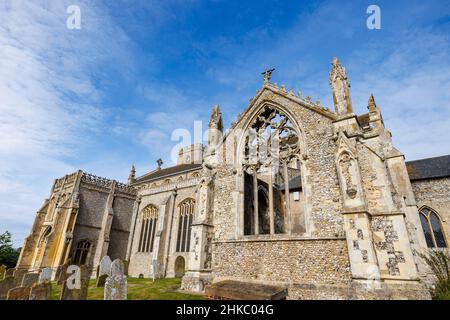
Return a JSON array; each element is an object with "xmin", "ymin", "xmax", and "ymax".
[
  {"xmin": 176, "ymin": 198, "xmax": 195, "ymax": 252},
  {"xmin": 138, "ymin": 204, "xmax": 158, "ymax": 253},
  {"xmin": 243, "ymin": 106, "xmax": 304, "ymax": 236},
  {"xmin": 419, "ymin": 207, "xmax": 447, "ymax": 248},
  {"xmin": 73, "ymin": 240, "xmax": 91, "ymax": 266}
]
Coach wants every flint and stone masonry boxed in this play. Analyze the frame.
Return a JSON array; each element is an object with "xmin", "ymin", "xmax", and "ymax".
[{"xmin": 16, "ymin": 58, "xmax": 449, "ymax": 300}]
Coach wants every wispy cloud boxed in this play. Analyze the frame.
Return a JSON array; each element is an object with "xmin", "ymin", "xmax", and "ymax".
[
  {"xmin": 1, "ymin": 0, "xmax": 449, "ymax": 247},
  {"xmin": 0, "ymin": 1, "xmax": 135, "ymax": 245}
]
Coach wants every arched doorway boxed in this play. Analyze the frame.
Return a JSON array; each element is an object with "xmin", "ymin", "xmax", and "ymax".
[{"xmin": 174, "ymin": 256, "xmax": 186, "ymax": 278}]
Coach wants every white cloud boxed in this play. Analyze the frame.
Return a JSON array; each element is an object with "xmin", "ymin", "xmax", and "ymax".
[{"xmin": 0, "ymin": 1, "xmax": 134, "ymax": 245}]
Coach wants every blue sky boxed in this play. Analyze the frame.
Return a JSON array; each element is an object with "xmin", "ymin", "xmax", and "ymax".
[{"xmin": 1, "ymin": 0, "xmax": 449, "ymax": 246}]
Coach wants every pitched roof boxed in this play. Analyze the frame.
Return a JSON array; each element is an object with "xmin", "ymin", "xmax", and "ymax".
[
  {"xmin": 133, "ymin": 163, "xmax": 202, "ymax": 184},
  {"xmin": 406, "ymin": 155, "xmax": 450, "ymax": 181}
]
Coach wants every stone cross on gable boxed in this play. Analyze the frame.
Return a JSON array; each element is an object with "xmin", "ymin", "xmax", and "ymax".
[
  {"xmin": 262, "ymin": 68, "xmax": 275, "ymax": 83},
  {"xmin": 157, "ymin": 159, "xmax": 163, "ymax": 169}
]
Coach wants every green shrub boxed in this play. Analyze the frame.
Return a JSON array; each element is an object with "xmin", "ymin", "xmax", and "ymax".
[{"xmin": 417, "ymin": 249, "xmax": 450, "ymax": 299}]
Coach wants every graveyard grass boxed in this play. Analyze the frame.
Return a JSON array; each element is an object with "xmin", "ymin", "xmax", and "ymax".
[{"xmin": 51, "ymin": 277, "xmax": 206, "ymax": 300}]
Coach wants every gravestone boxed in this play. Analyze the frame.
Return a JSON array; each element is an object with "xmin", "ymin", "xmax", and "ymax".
[
  {"xmin": 98, "ymin": 256, "xmax": 112, "ymax": 277},
  {"xmin": 7, "ymin": 286, "xmax": 31, "ymax": 300},
  {"xmin": 0, "ymin": 277, "xmax": 15, "ymax": 300},
  {"xmin": 0, "ymin": 265, "xmax": 6, "ymax": 280},
  {"xmin": 56, "ymin": 263, "xmax": 70, "ymax": 285},
  {"xmin": 104, "ymin": 259, "xmax": 127, "ymax": 300},
  {"xmin": 60, "ymin": 265, "xmax": 89, "ymax": 300},
  {"xmin": 96, "ymin": 275, "xmax": 108, "ymax": 288},
  {"xmin": 96, "ymin": 256, "xmax": 111, "ymax": 287},
  {"xmin": 22, "ymin": 273, "xmax": 40, "ymax": 288},
  {"xmin": 13, "ymin": 269, "xmax": 27, "ymax": 287},
  {"xmin": 205, "ymin": 280, "xmax": 288, "ymax": 300},
  {"xmin": 30, "ymin": 282, "xmax": 52, "ymax": 300},
  {"xmin": 104, "ymin": 275, "xmax": 127, "ymax": 300},
  {"xmin": 39, "ymin": 267, "xmax": 53, "ymax": 283},
  {"xmin": 110, "ymin": 259, "xmax": 124, "ymax": 275},
  {"xmin": 123, "ymin": 260, "xmax": 129, "ymax": 276},
  {"xmin": 5, "ymin": 268, "xmax": 15, "ymax": 278}
]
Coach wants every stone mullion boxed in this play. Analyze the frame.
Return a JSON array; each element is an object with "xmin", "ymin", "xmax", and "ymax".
[
  {"xmin": 147, "ymin": 218, "xmax": 155, "ymax": 252},
  {"xmin": 149, "ymin": 215, "xmax": 157, "ymax": 252},
  {"xmin": 142, "ymin": 218, "xmax": 150, "ymax": 252},
  {"xmin": 146, "ymin": 217, "xmax": 154, "ymax": 252},
  {"xmin": 426, "ymin": 213, "xmax": 438, "ymax": 248},
  {"xmin": 137, "ymin": 217, "xmax": 145, "ymax": 252},
  {"xmin": 179, "ymin": 205, "xmax": 186, "ymax": 252},
  {"xmin": 283, "ymin": 161, "xmax": 291, "ymax": 234},
  {"xmin": 268, "ymin": 165, "xmax": 275, "ymax": 235},
  {"xmin": 253, "ymin": 166, "xmax": 259, "ymax": 235}
]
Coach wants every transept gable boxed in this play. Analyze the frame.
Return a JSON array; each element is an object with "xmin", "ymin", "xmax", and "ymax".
[{"xmin": 230, "ymin": 81, "xmax": 337, "ymax": 133}]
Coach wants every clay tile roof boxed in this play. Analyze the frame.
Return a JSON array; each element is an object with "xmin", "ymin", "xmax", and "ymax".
[
  {"xmin": 133, "ymin": 163, "xmax": 202, "ymax": 184},
  {"xmin": 406, "ymin": 155, "xmax": 450, "ymax": 181}
]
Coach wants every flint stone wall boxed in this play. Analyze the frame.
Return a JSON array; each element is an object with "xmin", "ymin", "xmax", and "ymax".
[
  {"xmin": 213, "ymin": 238, "xmax": 351, "ymax": 287},
  {"xmin": 411, "ymin": 177, "xmax": 450, "ymax": 243}
]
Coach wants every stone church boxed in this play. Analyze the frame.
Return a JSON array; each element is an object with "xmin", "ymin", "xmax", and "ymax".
[{"xmin": 16, "ymin": 58, "xmax": 449, "ymax": 299}]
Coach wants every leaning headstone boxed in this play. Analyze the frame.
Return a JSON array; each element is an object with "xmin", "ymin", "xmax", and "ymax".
[
  {"xmin": 104, "ymin": 259, "xmax": 127, "ymax": 300},
  {"xmin": 60, "ymin": 265, "xmax": 89, "ymax": 300},
  {"xmin": 0, "ymin": 277, "xmax": 15, "ymax": 300},
  {"xmin": 30, "ymin": 282, "xmax": 52, "ymax": 300},
  {"xmin": 7, "ymin": 286, "xmax": 31, "ymax": 300},
  {"xmin": 39, "ymin": 267, "xmax": 52, "ymax": 283},
  {"xmin": 22, "ymin": 273, "xmax": 40, "ymax": 288},
  {"xmin": 96, "ymin": 256, "xmax": 112, "ymax": 287},
  {"xmin": 0, "ymin": 265, "xmax": 6, "ymax": 280}
]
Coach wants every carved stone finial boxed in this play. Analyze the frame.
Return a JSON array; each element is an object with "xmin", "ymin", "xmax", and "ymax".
[
  {"xmin": 156, "ymin": 159, "xmax": 163, "ymax": 170},
  {"xmin": 368, "ymin": 94, "xmax": 377, "ymax": 112},
  {"xmin": 208, "ymin": 105, "xmax": 223, "ymax": 150},
  {"xmin": 262, "ymin": 68, "xmax": 275, "ymax": 83},
  {"xmin": 329, "ymin": 57, "xmax": 353, "ymax": 115},
  {"xmin": 127, "ymin": 165, "xmax": 136, "ymax": 185}
]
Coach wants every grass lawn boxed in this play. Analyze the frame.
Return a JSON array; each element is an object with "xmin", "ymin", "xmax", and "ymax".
[{"xmin": 51, "ymin": 277, "xmax": 206, "ymax": 300}]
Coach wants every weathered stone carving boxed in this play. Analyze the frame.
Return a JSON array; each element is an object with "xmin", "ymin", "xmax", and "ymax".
[
  {"xmin": 339, "ymin": 153, "xmax": 358, "ymax": 199},
  {"xmin": 329, "ymin": 57, "xmax": 353, "ymax": 115}
]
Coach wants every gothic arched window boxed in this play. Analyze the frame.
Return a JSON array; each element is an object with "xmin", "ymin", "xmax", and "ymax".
[
  {"xmin": 419, "ymin": 207, "xmax": 447, "ymax": 248},
  {"xmin": 73, "ymin": 240, "xmax": 91, "ymax": 265},
  {"xmin": 138, "ymin": 205, "xmax": 159, "ymax": 253},
  {"xmin": 242, "ymin": 106, "xmax": 304, "ymax": 236},
  {"xmin": 176, "ymin": 198, "xmax": 195, "ymax": 252}
]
